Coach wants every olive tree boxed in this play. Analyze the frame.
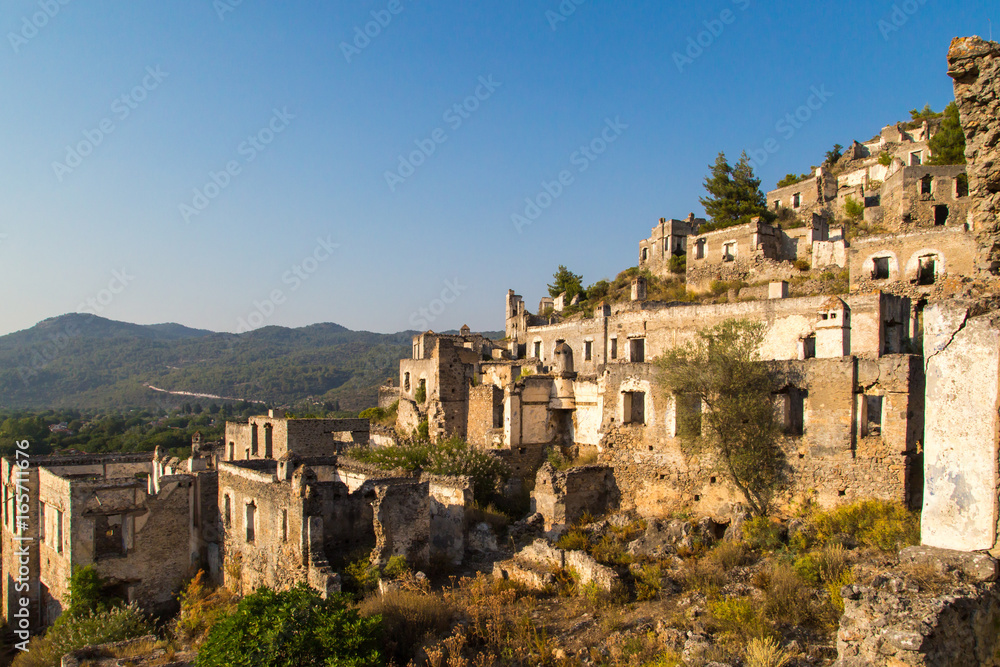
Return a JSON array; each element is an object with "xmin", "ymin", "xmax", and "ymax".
[{"xmin": 656, "ymin": 319, "xmax": 787, "ymax": 516}]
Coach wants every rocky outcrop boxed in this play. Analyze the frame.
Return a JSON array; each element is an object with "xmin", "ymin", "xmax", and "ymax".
[
  {"xmin": 948, "ymin": 36, "xmax": 1000, "ymax": 269},
  {"xmin": 836, "ymin": 547, "xmax": 1000, "ymax": 666},
  {"xmin": 493, "ymin": 539, "xmax": 621, "ymax": 594}
]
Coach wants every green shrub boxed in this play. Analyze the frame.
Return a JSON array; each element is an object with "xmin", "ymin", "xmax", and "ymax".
[
  {"xmin": 414, "ymin": 381, "xmax": 427, "ymax": 404},
  {"xmin": 826, "ymin": 568, "xmax": 855, "ymax": 616},
  {"xmin": 66, "ymin": 565, "xmax": 120, "ymax": 619},
  {"xmin": 668, "ymin": 255, "xmax": 686, "ymax": 274},
  {"xmin": 382, "ymin": 555, "xmax": 410, "ymax": 580},
  {"xmin": 844, "ymin": 196, "xmax": 864, "ymax": 221},
  {"xmin": 709, "ymin": 596, "xmax": 773, "ymax": 644},
  {"xmin": 197, "ymin": 584, "xmax": 382, "ymax": 667},
  {"xmin": 635, "ymin": 563, "xmax": 663, "ymax": 601},
  {"xmin": 555, "ymin": 528, "xmax": 589, "ymax": 552},
  {"xmin": 348, "ymin": 435, "xmax": 510, "ymax": 505},
  {"xmin": 358, "ymin": 407, "xmax": 385, "ymax": 421},
  {"xmin": 743, "ymin": 517, "xmax": 784, "ymax": 552},
  {"xmin": 877, "ymin": 151, "xmax": 893, "ymax": 166},
  {"xmin": 343, "ymin": 554, "xmax": 381, "ymax": 598},
  {"xmin": 793, "ymin": 259, "xmax": 810, "ymax": 271},
  {"xmin": 793, "ymin": 553, "xmax": 822, "ymax": 585},
  {"xmin": 810, "ymin": 499, "xmax": 919, "ymax": 551},
  {"xmin": 12, "ymin": 604, "xmax": 151, "ymax": 667}
]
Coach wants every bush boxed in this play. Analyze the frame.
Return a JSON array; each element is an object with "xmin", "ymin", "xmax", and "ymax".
[
  {"xmin": 878, "ymin": 151, "xmax": 893, "ymax": 166},
  {"xmin": 743, "ymin": 517, "xmax": 784, "ymax": 552},
  {"xmin": 635, "ymin": 563, "xmax": 663, "ymax": 601},
  {"xmin": 66, "ymin": 565, "xmax": 120, "ymax": 619},
  {"xmin": 810, "ymin": 499, "xmax": 919, "ymax": 551},
  {"xmin": 668, "ymin": 255, "xmax": 686, "ymax": 274},
  {"xmin": 760, "ymin": 562, "xmax": 810, "ymax": 626},
  {"xmin": 348, "ymin": 435, "xmax": 510, "ymax": 505},
  {"xmin": 793, "ymin": 259, "xmax": 810, "ymax": 271},
  {"xmin": 711, "ymin": 539, "xmax": 750, "ymax": 569},
  {"xmin": 173, "ymin": 570, "xmax": 237, "ymax": 646},
  {"xmin": 343, "ymin": 554, "xmax": 381, "ymax": 599},
  {"xmin": 12, "ymin": 604, "xmax": 151, "ymax": 667},
  {"xmin": 709, "ymin": 596, "xmax": 773, "ymax": 644},
  {"xmin": 197, "ymin": 584, "xmax": 382, "ymax": 667},
  {"xmin": 414, "ymin": 381, "xmax": 427, "ymax": 403},
  {"xmin": 844, "ymin": 196, "xmax": 864, "ymax": 222}
]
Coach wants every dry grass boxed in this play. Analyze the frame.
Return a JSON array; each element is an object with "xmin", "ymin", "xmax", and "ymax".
[
  {"xmin": 745, "ymin": 636, "xmax": 793, "ymax": 667},
  {"xmin": 759, "ymin": 562, "xmax": 811, "ymax": 626},
  {"xmin": 359, "ymin": 588, "xmax": 456, "ymax": 665}
]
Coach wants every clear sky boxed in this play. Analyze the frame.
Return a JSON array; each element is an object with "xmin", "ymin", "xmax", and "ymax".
[{"xmin": 0, "ymin": 1, "xmax": 993, "ymax": 336}]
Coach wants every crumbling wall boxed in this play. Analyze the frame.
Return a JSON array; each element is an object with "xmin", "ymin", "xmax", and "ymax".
[
  {"xmin": 425, "ymin": 475, "xmax": 472, "ymax": 566},
  {"xmin": 467, "ymin": 384, "xmax": 503, "ymax": 448},
  {"xmin": 921, "ymin": 302, "xmax": 1000, "ymax": 551},
  {"xmin": 948, "ymin": 36, "xmax": 1000, "ymax": 268},
  {"xmin": 372, "ymin": 481, "xmax": 430, "ymax": 570},
  {"xmin": 532, "ymin": 463, "xmax": 615, "ymax": 530},
  {"xmin": 850, "ymin": 226, "xmax": 978, "ymax": 289}
]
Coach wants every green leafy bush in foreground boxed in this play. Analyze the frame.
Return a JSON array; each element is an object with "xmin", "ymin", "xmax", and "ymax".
[
  {"xmin": 12, "ymin": 604, "xmax": 151, "ymax": 667},
  {"xmin": 197, "ymin": 584, "xmax": 382, "ymax": 667}
]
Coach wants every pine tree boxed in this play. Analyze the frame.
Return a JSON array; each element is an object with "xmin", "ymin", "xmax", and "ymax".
[
  {"xmin": 927, "ymin": 102, "xmax": 966, "ymax": 165},
  {"xmin": 548, "ymin": 265, "xmax": 583, "ymax": 300},
  {"xmin": 699, "ymin": 151, "xmax": 773, "ymax": 231}
]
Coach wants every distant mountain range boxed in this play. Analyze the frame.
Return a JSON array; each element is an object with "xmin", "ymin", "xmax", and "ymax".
[{"xmin": 0, "ymin": 314, "xmax": 500, "ymax": 410}]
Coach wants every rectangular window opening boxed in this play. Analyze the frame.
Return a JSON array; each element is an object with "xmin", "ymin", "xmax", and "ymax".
[
  {"xmin": 610, "ymin": 338, "xmax": 618, "ymax": 360},
  {"xmin": 872, "ymin": 256, "xmax": 890, "ymax": 280},
  {"xmin": 630, "ymin": 338, "xmax": 645, "ymax": 363},
  {"xmin": 584, "ymin": 341, "xmax": 592, "ymax": 361},
  {"xmin": 934, "ymin": 205, "xmax": 949, "ymax": 226},
  {"xmin": 623, "ymin": 391, "xmax": 646, "ymax": 425},
  {"xmin": 246, "ymin": 503, "xmax": 256, "ymax": 543}
]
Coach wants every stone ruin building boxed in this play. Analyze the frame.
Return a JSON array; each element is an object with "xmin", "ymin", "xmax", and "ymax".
[
  {"xmin": 0, "ymin": 413, "xmax": 479, "ymax": 633},
  {"xmin": 386, "ymin": 37, "xmax": 1000, "ymax": 555}
]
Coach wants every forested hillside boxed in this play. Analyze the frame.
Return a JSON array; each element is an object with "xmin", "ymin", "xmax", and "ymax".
[{"xmin": 0, "ymin": 314, "xmax": 497, "ymax": 411}]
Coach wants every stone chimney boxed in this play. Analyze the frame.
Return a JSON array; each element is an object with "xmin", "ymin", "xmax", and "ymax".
[{"xmin": 631, "ymin": 277, "xmax": 647, "ymax": 302}]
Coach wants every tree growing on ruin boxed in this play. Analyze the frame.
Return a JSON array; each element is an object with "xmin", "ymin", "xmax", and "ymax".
[
  {"xmin": 824, "ymin": 143, "xmax": 844, "ymax": 166},
  {"xmin": 548, "ymin": 265, "xmax": 584, "ymax": 301},
  {"xmin": 656, "ymin": 319, "xmax": 787, "ymax": 517},
  {"xmin": 927, "ymin": 102, "xmax": 966, "ymax": 165},
  {"xmin": 699, "ymin": 151, "xmax": 773, "ymax": 232}
]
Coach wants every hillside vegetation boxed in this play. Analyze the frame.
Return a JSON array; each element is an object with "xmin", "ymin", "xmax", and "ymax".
[{"xmin": 0, "ymin": 314, "xmax": 499, "ymax": 411}]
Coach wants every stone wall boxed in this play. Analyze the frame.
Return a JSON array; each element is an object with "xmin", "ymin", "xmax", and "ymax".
[
  {"xmin": 921, "ymin": 302, "xmax": 1000, "ymax": 551},
  {"xmin": 372, "ymin": 481, "xmax": 430, "ymax": 569},
  {"xmin": 532, "ymin": 463, "xmax": 615, "ymax": 530},
  {"xmin": 878, "ymin": 165, "xmax": 972, "ymax": 230},
  {"xmin": 850, "ymin": 226, "xmax": 978, "ymax": 289},
  {"xmin": 948, "ymin": 36, "xmax": 1000, "ymax": 269},
  {"xmin": 467, "ymin": 384, "xmax": 503, "ymax": 448},
  {"xmin": 223, "ymin": 417, "xmax": 369, "ymax": 461}
]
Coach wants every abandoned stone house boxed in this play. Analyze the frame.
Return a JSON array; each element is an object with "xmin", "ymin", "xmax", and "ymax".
[
  {"xmin": 391, "ymin": 285, "xmax": 921, "ymax": 521},
  {"xmin": 0, "ymin": 450, "xmax": 216, "ymax": 631},
  {"xmin": 2, "ymin": 414, "xmax": 477, "ymax": 632},
  {"xmin": 387, "ymin": 99, "xmax": 985, "ymax": 530}
]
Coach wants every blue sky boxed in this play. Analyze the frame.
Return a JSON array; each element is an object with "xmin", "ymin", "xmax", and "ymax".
[{"xmin": 0, "ymin": 1, "xmax": 993, "ymax": 336}]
